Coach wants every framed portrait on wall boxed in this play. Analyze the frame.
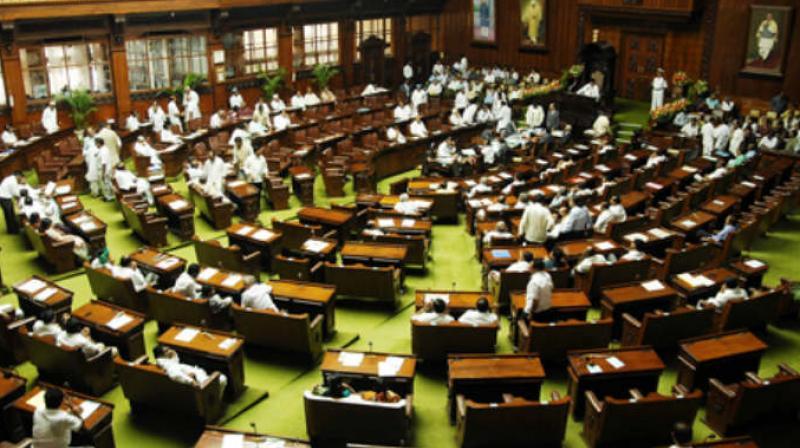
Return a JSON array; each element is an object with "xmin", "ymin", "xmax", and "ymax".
[
  {"xmin": 741, "ymin": 5, "xmax": 794, "ymax": 78},
  {"xmin": 472, "ymin": 0, "xmax": 496, "ymax": 45},
  {"xmin": 520, "ymin": 0, "xmax": 547, "ymax": 50}
]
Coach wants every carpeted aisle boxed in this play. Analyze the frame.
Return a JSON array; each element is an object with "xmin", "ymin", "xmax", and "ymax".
[{"xmin": 0, "ymin": 101, "xmax": 799, "ymax": 447}]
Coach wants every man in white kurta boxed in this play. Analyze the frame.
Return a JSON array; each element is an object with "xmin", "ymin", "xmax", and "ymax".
[
  {"xmin": 229, "ymin": 88, "xmax": 245, "ymax": 110},
  {"xmin": 651, "ymin": 69, "xmax": 668, "ymax": 111},
  {"xmin": 84, "ymin": 139, "xmax": 103, "ymax": 197},
  {"xmin": 167, "ymin": 96, "xmax": 182, "ymax": 129},
  {"xmin": 41, "ymin": 102, "xmax": 59, "ymax": 134},
  {"xmin": 526, "ymin": 104, "xmax": 545, "ymax": 129},
  {"xmin": 183, "ymin": 87, "xmax": 201, "ymax": 122},
  {"xmin": 96, "ymin": 123, "xmax": 122, "ymax": 168}
]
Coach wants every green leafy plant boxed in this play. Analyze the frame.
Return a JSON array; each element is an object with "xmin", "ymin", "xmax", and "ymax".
[
  {"xmin": 559, "ymin": 64, "xmax": 584, "ymax": 89},
  {"xmin": 311, "ymin": 63, "xmax": 340, "ymax": 90},
  {"xmin": 159, "ymin": 73, "xmax": 207, "ymax": 100},
  {"xmin": 55, "ymin": 89, "xmax": 96, "ymax": 130},
  {"xmin": 257, "ymin": 67, "xmax": 288, "ymax": 99},
  {"xmin": 687, "ymin": 79, "xmax": 709, "ymax": 103}
]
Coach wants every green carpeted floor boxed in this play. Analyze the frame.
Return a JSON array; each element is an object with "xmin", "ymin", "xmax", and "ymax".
[{"xmin": 1, "ymin": 101, "xmax": 799, "ymax": 447}]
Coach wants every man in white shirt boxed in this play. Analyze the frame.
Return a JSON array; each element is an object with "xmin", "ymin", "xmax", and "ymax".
[
  {"xmin": 427, "ymin": 80, "xmax": 443, "ymax": 97},
  {"xmin": 700, "ymin": 278, "xmax": 748, "ymax": 309},
  {"xmin": 593, "ymin": 196, "xmax": 627, "ymax": 234},
  {"xmin": 651, "ymin": 68, "xmax": 668, "ymax": 110},
  {"xmin": 270, "ymin": 94, "xmax": 286, "ymax": 112},
  {"xmin": 41, "ymin": 101, "xmax": 59, "ymax": 134},
  {"xmin": 701, "ymin": 117, "xmax": 715, "ymax": 156},
  {"xmin": 728, "ymin": 122, "xmax": 744, "ymax": 157},
  {"xmin": 134, "ymin": 136, "xmax": 162, "ymax": 171},
  {"xmin": 518, "ymin": 195, "xmax": 554, "ymax": 244},
  {"xmin": 713, "ymin": 119, "xmax": 731, "ymax": 156},
  {"xmin": 172, "ymin": 264, "xmax": 203, "ymax": 298},
  {"xmin": 403, "ymin": 62, "xmax": 413, "ymax": 82},
  {"xmin": 32, "ymin": 388, "xmax": 83, "ymax": 448},
  {"xmin": 167, "ymin": 95, "xmax": 182, "ymax": 129},
  {"xmin": 148, "ymin": 101, "xmax": 166, "ymax": 132},
  {"xmin": 57, "ymin": 318, "xmax": 114, "ymax": 358},
  {"xmin": 95, "ymin": 138, "xmax": 116, "ymax": 201},
  {"xmin": 273, "ymin": 110, "xmax": 292, "ymax": 131},
  {"xmin": 463, "ymin": 102, "xmax": 479, "ymax": 125},
  {"xmin": 523, "ymin": 260, "xmax": 554, "ymax": 317},
  {"xmin": 229, "ymin": 87, "xmax": 245, "ymax": 111},
  {"xmin": 458, "ymin": 298, "xmax": 498, "ymax": 326},
  {"xmin": 243, "ymin": 152, "xmax": 268, "ymax": 186},
  {"xmin": 586, "ymin": 113, "xmax": 611, "ymax": 138},
  {"xmin": 394, "ymin": 101, "xmax": 413, "ymax": 122},
  {"xmin": 386, "ymin": 126, "xmax": 407, "ymax": 145},
  {"xmin": 32, "ymin": 309, "xmax": 63, "ymax": 338},
  {"xmin": 576, "ymin": 80, "xmax": 601, "ymax": 100},
  {"xmin": 526, "ymin": 104, "xmax": 545, "ymax": 129},
  {"xmin": 290, "ymin": 91, "xmax": 306, "ymax": 110},
  {"xmin": 0, "ymin": 172, "xmax": 22, "ymax": 233},
  {"xmin": 454, "ymin": 90, "xmax": 469, "ymax": 111},
  {"xmin": 495, "ymin": 102, "xmax": 513, "ymax": 132},
  {"xmin": 125, "ymin": 111, "xmax": 141, "ymax": 132},
  {"xmin": 411, "ymin": 86, "xmax": 427, "ymax": 112},
  {"xmin": 303, "ymin": 88, "xmax": 321, "ymax": 106},
  {"xmin": 183, "ymin": 86, "xmax": 202, "ymax": 122},
  {"xmin": 114, "ymin": 164, "xmax": 153, "ymax": 205},
  {"xmin": 1, "ymin": 125, "xmax": 18, "ymax": 146},
  {"xmin": 409, "ymin": 117, "xmax": 428, "ymax": 139},
  {"xmin": 574, "ymin": 248, "xmax": 610, "ymax": 274},
  {"xmin": 394, "ymin": 193, "xmax": 422, "ymax": 215},
  {"xmin": 209, "ymin": 109, "xmax": 226, "ymax": 129},
  {"xmin": 154, "ymin": 346, "xmax": 227, "ymax": 397},
  {"xmin": 482, "ymin": 221, "xmax": 513, "ymax": 244},
  {"xmin": 412, "ymin": 298, "xmax": 454, "ymax": 325},
  {"xmin": 241, "ymin": 279, "xmax": 279, "ymax": 312},
  {"xmin": 436, "ymin": 138, "xmax": 457, "ymax": 166},
  {"xmin": 111, "ymin": 256, "xmax": 154, "ymax": 292},
  {"xmin": 96, "ymin": 122, "xmax": 122, "ymax": 168},
  {"xmin": 681, "ymin": 116, "xmax": 700, "ymax": 138}
]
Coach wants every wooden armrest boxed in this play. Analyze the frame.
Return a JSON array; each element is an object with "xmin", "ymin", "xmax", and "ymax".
[
  {"xmin": 621, "ymin": 313, "xmax": 642, "ymax": 329},
  {"xmin": 8, "ymin": 316, "xmax": 36, "ymax": 332},
  {"xmin": 242, "ymin": 250, "xmax": 261, "ymax": 263},
  {"xmin": 456, "ymin": 394, "xmax": 468, "ymax": 418},
  {"xmin": 744, "ymin": 372, "xmax": 763, "ymax": 384},
  {"xmin": 310, "ymin": 261, "xmax": 323, "ymax": 274},
  {"xmin": 672, "ymin": 384, "xmax": 692, "ymax": 396},
  {"xmin": 629, "ymin": 389, "xmax": 644, "ymax": 400},
  {"xmin": 585, "ymin": 391, "xmax": 603, "ymax": 413},
  {"xmin": 708, "ymin": 379, "xmax": 736, "ymax": 398},
  {"xmin": 550, "ymin": 391, "xmax": 562, "ymax": 401},
  {"xmin": 779, "ymin": 363, "xmax": 799, "ymax": 376},
  {"xmin": 309, "ymin": 314, "xmax": 324, "ymax": 329},
  {"xmin": 86, "ymin": 346, "xmax": 114, "ymax": 362}
]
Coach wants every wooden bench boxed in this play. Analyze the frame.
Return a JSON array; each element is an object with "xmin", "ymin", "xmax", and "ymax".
[
  {"xmin": 0, "ymin": 316, "xmax": 33, "ymax": 365},
  {"xmin": 304, "ymin": 391, "xmax": 412, "ymax": 446},
  {"xmin": 115, "ymin": 355, "xmax": 225, "ymax": 423},
  {"xmin": 621, "ymin": 306, "xmax": 716, "ymax": 351},
  {"xmin": 273, "ymin": 255, "xmax": 324, "ymax": 282},
  {"xmin": 491, "ymin": 270, "xmax": 530, "ymax": 310},
  {"xmin": 455, "ymin": 392, "xmax": 570, "ymax": 448},
  {"xmin": 714, "ymin": 288, "xmax": 782, "ymax": 332},
  {"xmin": 23, "ymin": 224, "xmax": 77, "ymax": 273},
  {"xmin": 365, "ymin": 233, "xmax": 429, "ymax": 270},
  {"xmin": 411, "ymin": 320, "xmax": 498, "ymax": 362},
  {"xmin": 19, "ymin": 327, "xmax": 116, "ymax": 396},
  {"xmin": 85, "ymin": 264, "xmax": 149, "ymax": 314},
  {"xmin": 705, "ymin": 363, "xmax": 800, "ymax": 436},
  {"xmin": 231, "ymin": 304, "xmax": 323, "ymax": 362},
  {"xmin": 272, "ymin": 219, "xmax": 334, "ymax": 251},
  {"xmin": 189, "ymin": 183, "xmax": 234, "ymax": 230},
  {"xmin": 583, "ymin": 386, "xmax": 703, "ymax": 448},
  {"xmin": 323, "ymin": 263, "xmax": 401, "ymax": 305},
  {"xmin": 146, "ymin": 287, "xmax": 228, "ymax": 332},
  {"xmin": 192, "ymin": 236, "xmax": 260, "ymax": 278},
  {"xmin": 656, "ymin": 243, "xmax": 720, "ymax": 280},
  {"xmin": 120, "ymin": 197, "xmax": 168, "ymax": 247},
  {"xmin": 576, "ymin": 259, "xmax": 651, "ymax": 303},
  {"xmin": 517, "ymin": 318, "xmax": 613, "ymax": 363}
]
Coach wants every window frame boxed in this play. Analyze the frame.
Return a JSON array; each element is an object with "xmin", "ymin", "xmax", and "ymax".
[
  {"xmin": 293, "ymin": 22, "xmax": 340, "ymax": 70},
  {"xmin": 20, "ymin": 41, "xmax": 112, "ymax": 100},
  {"xmin": 354, "ymin": 17, "xmax": 393, "ymax": 61},
  {"xmin": 240, "ymin": 27, "xmax": 280, "ymax": 75},
  {"xmin": 125, "ymin": 34, "xmax": 209, "ymax": 92}
]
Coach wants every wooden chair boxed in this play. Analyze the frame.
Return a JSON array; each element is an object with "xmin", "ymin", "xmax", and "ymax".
[
  {"xmin": 304, "ymin": 391, "xmax": 412, "ymax": 446},
  {"xmin": 490, "ymin": 270, "xmax": 531, "ymax": 310},
  {"xmin": 322, "ymin": 167, "xmax": 346, "ymax": 197},
  {"xmin": 188, "ymin": 184, "xmax": 234, "ymax": 230},
  {"xmin": 575, "ymin": 258, "xmax": 651, "ymax": 303},
  {"xmin": 146, "ymin": 287, "xmax": 227, "ymax": 333},
  {"xmin": 23, "ymin": 224, "xmax": 77, "ymax": 273},
  {"xmin": 714, "ymin": 288, "xmax": 782, "ymax": 332},
  {"xmin": 19, "ymin": 326, "xmax": 116, "ymax": 396},
  {"xmin": 323, "ymin": 263, "xmax": 401, "ymax": 305},
  {"xmin": 365, "ymin": 233, "xmax": 429, "ymax": 270},
  {"xmin": 231, "ymin": 304, "xmax": 323, "ymax": 362},
  {"xmin": 456, "ymin": 392, "xmax": 570, "ymax": 448},
  {"xmin": 621, "ymin": 306, "xmax": 716, "ymax": 351},
  {"xmin": 85, "ymin": 264, "xmax": 149, "ymax": 314},
  {"xmin": 115, "ymin": 356, "xmax": 225, "ymax": 423},
  {"xmin": 120, "ymin": 197, "xmax": 168, "ymax": 247},
  {"xmin": 273, "ymin": 255, "xmax": 323, "ymax": 282},
  {"xmin": 655, "ymin": 244, "xmax": 720, "ymax": 280},
  {"xmin": 410, "ymin": 320, "xmax": 498, "ymax": 362},
  {"xmin": 265, "ymin": 177, "xmax": 290, "ymax": 210},
  {"xmin": 272, "ymin": 219, "xmax": 330, "ymax": 251},
  {"xmin": 705, "ymin": 363, "xmax": 800, "ymax": 436},
  {"xmin": 583, "ymin": 386, "xmax": 703, "ymax": 448},
  {"xmin": 0, "ymin": 316, "xmax": 34, "ymax": 365},
  {"xmin": 192, "ymin": 236, "xmax": 260, "ymax": 279},
  {"xmin": 517, "ymin": 318, "xmax": 613, "ymax": 363}
]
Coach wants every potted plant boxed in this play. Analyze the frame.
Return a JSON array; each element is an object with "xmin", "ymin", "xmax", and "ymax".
[
  {"xmin": 258, "ymin": 67, "xmax": 288, "ymax": 99},
  {"xmin": 160, "ymin": 73, "xmax": 207, "ymax": 101},
  {"xmin": 55, "ymin": 88, "xmax": 96, "ymax": 136},
  {"xmin": 311, "ymin": 63, "xmax": 339, "ymax": 91}
]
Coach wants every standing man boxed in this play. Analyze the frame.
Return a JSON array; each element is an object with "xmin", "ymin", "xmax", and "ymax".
[
  {"xmin": 0, "ymin": 172, "xmax": 22, "ymax": 233},
  {"xmin": 403, "ymin": 62, "xmax": 414, "ymax": 84},
  {"xmin": 32, "ymin": 388, "xmax": 83, "ymax": 448},
  {"xmin": 651, "ymin": 68, "xmax": 668, "ymax": 111},
  {"xmin": 183, "ymin": 86, "xmax": 201, "ymax": 123},
  {"xmin": 96, "ymin": 122, "xmax": 122, "ymax": 168},
  {"xmin": 518, "ymin": 195, "xmax": 554, "ymax": 245},
  {"xmin": 41, "ymin": 101, "xmax": 59, "ymax": 134}
]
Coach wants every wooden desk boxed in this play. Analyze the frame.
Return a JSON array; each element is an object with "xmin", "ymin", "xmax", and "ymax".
[
  {"xmin": 728, "ymin": 258, "xmax": 769, "ymax": 288},
  {"xmin": 370, "ymin": 217, "xmax": 432, "ymax": 235},
  {"xmin": 677, "ymin": 331, "xmax": 767, "ymax": 392},
  {"xmin": 71, "ymin": 301, "xmax": 146, "ymax": 360},
  {"xmin": 567, "ymin": 346, "xmax": 665, "ymax": 418},
  {"xmin": 510, "ymin": 289, "xmax": 592, "ymax": 322},
  {"xmin": 340, "ymin": 241, "xmax": 408, "ymax": 268},
  {"xmin": 10, "ymin": 385, "xmax": 114, "ymax": 448},
  {"xmin": 227, "ymin": 223, "xmax": 282, "ymax": 271},
  {"xmin": 155, "ymin": 193, "xmax": 195, "ymax": 239},
  {"xmin": 672, "ymin": 267, "xmax": 738, "ymax": 303},
  {"xmin": 196, "ymin": 266, "xmax": 247, "ymax": 297},
  {"xmin": 482, "ymin": 246, "xmax": 548, "ymax": 270},
  {"xmin": 0, "ymin": 371, "xmax": 26, "ymax": 440},
  {"xmin": 296, "ymin": 238, "xmax": 337, "ymax": 261},
  {"xmin": 701, "ymin": 195, "xmax": 739, "ymax": 217},
  {"xmin": 415, "ymin": 290, "xmax": 495, "ymax": 316},
  {"xmin": 226, "ymin": 180, "xmax": 261, "ymax": 221},
  {"xmin": 269, "ymin": 279, "xmax": 337, "ymax": 337},
  {"xmin": 12, "ymin": 276, "xmax": 72, "ymax": 318},
  {"xmin": 289, "ymin": 166, "xmax": 315, "ymax": 206},
  {"xmin": 600, "ymin": 280, "xmax": 680, "ymax": 337},
  {"xmin": 158, "ymin": 325, "xmax": 246, "ymax": 399},
  {"xmin": 447, "ymin": 353, "xmax": 546, "ymax": 422},
  {"xmin": 558, "ymin": 239, "xmax": 623, "ymax": 259},
  {"xmin": 298, "ymin": 207, "xmax": 354, "ymax": 237},
  {"xmin": 195, "ymin": 427, "xmax": 310, "ymax": 447},
  {"xmin": 56, "ymin": 194, "xmax": 83, "ymax": 216},
  {"xmin": 63, "ymin": 211, "xmax": 107, "ymax": 254},
  {"xmin": 320, "ymin": 349, "xmax": 416, "ymax": 395},
  {"xmin": 129, "ymin": 247, "xmax": 186, "ymax": 289},
  {"xmin": 670, "ymin": 211, "xmax": 716, "ymax": 235}
]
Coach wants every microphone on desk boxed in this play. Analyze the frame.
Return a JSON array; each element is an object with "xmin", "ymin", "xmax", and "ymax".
[
  {"xmin": 451, "ymin": 282, "xmax": 456, "ymax": 292},
  {"xmin": 368, "ymin": 341, "xmax": 373, "ymax": 353}
]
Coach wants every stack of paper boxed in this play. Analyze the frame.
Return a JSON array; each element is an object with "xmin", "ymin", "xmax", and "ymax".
[
  {"xmin": 378, "ymin": 356, "xmax": 405, "ymax": 377},
  {"xmin": 648, "ymin": 228, "xmax": 671, "ymax": 239},
  {"xmin": 18, "ymin": 278, "xmax": 46, "ymax": 294},
  {"xmin": 586, "ymin": 364, "xmax": 603, "ymax": 374},
  {"xmin": 377, "ymin": 218, "xmax": 395, "ymax": 228},
  {"xmin": 221, "ymin": 434, "xmax": 244, "ymax": 448},
  {"xmin": 106, "ymin": 313, "xmax": 134, "ymax": 330},
  {"xmin": 680, "ymin": 219, "xmax": 697, "ymax": 228},
  {"xmin": 624, "ymin": 233, "xmax": 648, "ymax": 242},
  {"xmin": 236, "ymin": 225, "xmax": 255, "ymax": 236},
  {"xmin": 338, "ymin": 351, "xmax": 364, "ymax": 367},
  {"xmin": 218, "ymin": 338, "xmax": 238, "ymax": 350},
  {"xmin": 198, "ymin": 268, "xmax": 218, "ymax": 281},
  {"xmin": 606, "ymin": 356, "xmax": 625, "ymax": 369},
  {"xmin": 55, "ymin": 185, "xmax": 71, "ymax": 195},
  {"xmin": 26, "ymin": 390, "xmax": 46, "ymax": 409},
  {"xmin": 303, "ymin": 240, "xmax": 329, "ymax": 253},
  {"xmin": 745, "ymin": 259, "xmax": 765, "ymax": 269},
  {"xmin": 594, "ymin": 241, "xmax": 615, "ymax": 251},
  {"xmin": 156, "ymin": 258, "xmax": 179, "ymax": 270},
  {"xmin": 228, "ymin": 180, "xmax": 245, "ymax": 188},
  {"xmin": 424, "ymin": 293, "xmax": 450, "ymax": 305},
  {"xmin": 33, "ymin": 287, "xmax": 57, "ymax": 302},
  {"xmin": 222, "ymin": 274, "xmax": 242, "ymax": 288},
  {"xmin": 80, "ymin": 222, "xmax": 98, "ymax": 232},
  {"xmin": 641, "ymin": 280, "xmax": 665, "ymax": 292},
  {"xmin": 401, "ymin": 219, "xmax": 415, "ymax": 228},
  {"xmin": 175, "ymin": 327, "xmax": 200, "ymax": 342},
  {"xmin": 169, "ymin": 199, "xmax": 189, "ymax": 210},
  {"xmin": 252, "ymin": 229, "xmax": 274, "ymax": 241},
  {"xmin": 79, "ymin": 400, "xmax": 101, "ymax": 419}
]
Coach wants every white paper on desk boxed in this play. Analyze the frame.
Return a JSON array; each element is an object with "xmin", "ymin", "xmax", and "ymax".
[
  {"xmin": 218, "ymin": 337, "xmax": 237, "ymax": 350},
  {"xmin": 338, "ymin": 351, "xmax": 364, "ymax": 367},
  {"xmin": 586, "ymin": 364, "xmax": 603, "ymax": 374},
  {"xmin": 648, "ymin": 228, "xmax": 671, "ymax": 239},
  {"xmin": 55, "ymin": 185, "xmax": 71, "ymax": 195},
  {"xmin": 680, "ymin": 219, "xmax": 697, "ymax": 228},
  {"xmin": 228, "ymin": 180, "xmax": 245, "ymax": 188},
  {"xmin": 595, "ymin": 164, "xmax": 609, "ymax": 172},
  {"xmin": 695, "ymin": 275, "xmax": 715, "ymax": 287},
  {"xmin": 34, "ymin": 287, "xmax": 57, "ymax": 302},
  {"xmin": 263, "ymin": 438, "xmax": 287, "ymax": 448},
  {"xmin": 198, "ymin": 268, "xmax": 218, "ymax": 281},
  {"xmin": 499, "ymin": 172, "xmax": 512, "ymax": 179},
  {"xmin": 741, "ymin": 181, "xmax": 756, "ymax": 188},
  {"xmin": 606, "ymin": 356, "xmax": 625, "ymax": 369},
  {"xmin": 712, "ymin": 200, "xmax": 725, "ymax": 206},
  {"xmin": 401, "ymin": 219, "xmax": 415, "ymax": 228},
  {"xmin": 295, "ymin": 173, "xmax": 312, "ymax": 180},
  {"xmin": 378, "ymin": 357, "xmax": 405, "ymax": 377},
  {"xmin": 26, "ymin": 390, "xmax": 46, "ymax": 409},
  {"xmin": 169, "ymin": 199, "xmax": 189, "ymax": 210},
  {"xmin": 625, "ymin": 154, "xmax": 637, "ymax": 161},
  {"xmin": 80, "ymin": 222, "xmax": 98, "ymax": 232},
  {"xmin": 624, "ymin": 233, "xmax": 648, "ymax": 242},
  {"xmin": 424, "ymin": 293, "xmax": 450, "ymax": 305},
  {"xmin": 73, "ymin": 214, "xmax": 91, "ymax": 224},
  {"xmin": 303, "ymin": 240, "xmax": 328, "ymax": 253},
  {"xmin": 236, "ymin": 225, "xmax": 255, "ymax": 236},
  {"xmin": 18, "ymin": 278, "xmax": 46, "ymax": 294},
  {"xmin": 683, "ymin": 166, "xmax": 698, "ymax": 173},
  {"xmin": 222, "ymin": 274, "xmax": 242, "ymax": 288},
  {"xmin": 175, "ymin": 327, "xmax": 199, "ymax": 342},
  {"xmin": 641, "ymin": 280, "xmax": 665, "ymax": 292},
  {"xmin": 594, "ymin": 241, "xmax": 615, "ymax": 251},
  {"xmin": 156, "ymin": 258, "xmax": 179, "ymax": 270},
  {"xmin": 464, "ymin": 180, "xmax": 477, "ymax": 187},
  {"xmin": 221, "ymin": 433, "xmax": 245, "ymax": 448},
  {"xmin": 646, "ymin": 182, "xmax": 662, "ymax": 190},
  {"xmin": 745, "ymin": 259, "xmax": 765, "ymax": 269},
  {"xmin": 106, "ymin": 313, "xmax": 133, "ymax": 330},
  {"xmin": 377, "ymin": 218, "xmax": 395, "ymax": 228},
  {"xmin": 252, "ymin": 229, "xmax": 274, "ymax": 241},
  {"xmin": 467, "ymin": 200, "xmax": 481, "ymax": 209},
  {"xmin": 79, "ymin": 400, "xmax": 100, "ymax": 419}
]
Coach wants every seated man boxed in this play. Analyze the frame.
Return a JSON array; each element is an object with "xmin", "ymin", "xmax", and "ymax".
[
  {"xmin": 593, "ymin": 195, "xmax": 627, "ymax": 234},
  {"xmin": 435, "ymin": 138, "xmax": 457, "ymax": 166},
  {"xmin": 153, "ymin": 345, "xmax": 227, "ymax": 397},
  {"xmin": 394, "ymin": 193, "xmax": 422, "ymax": 215},
  {"xmin": 573, "ymin": 247, "xmax": 610, "ymax": 275},
  {"xmin": 411, "ymin": 298, "xmax": 454, "ymax": 325},
  {"xmin": 133, "ymin": 136, "xmax": 163, "ymax": 171},
  {"xmin": 702, "ymin": 214, "xmax": 738, "ymax": 244},
  {"xmin": 200, "ymin": 286, "xmax": 233, "ymax": 314},
  {"xmin": 458, "ymin": 298, "xmax": 498, "ymax": 325},
  {"xmin": 699, "ymin": 278, "xmax": 749, "ymax": 309},
  {"xmin": 32, "ymin": 309, "xmax": 64, "ymax": 338},
  {"xmin": 240, "ymin": 277, "xmax": 279, "ymax": 312},
  {"xmin": 620, "ymin": 239, "xmax": 648, "ymax": 261},
  {"xmin": 111, "ymin": 256, "xmax": 156, "ymax": 293},
  {"xmin": 172, "ymin": 263, "xmax": 203, "ymax": 299},
  {"xmin": 482, "ymin": 221, "xmax": 513, "ymax": 244},
  {"xmin": 32, "ymin": 388, "xmax": 84, "ymax": 448},
  {"xmin": 563, "ymin": 196, "xmax": 593, "ymax": 234},
  {"xmin": 409, "ymin": 116, "xmax": 429, "ymax": 139},
  {"xmin": 584, "ymin": 112, "xmax": 611, "ymax": 138},
  {"xmin": 40, "ymin": 218, "xmax": 89, "ymax": 260},
  {"xmin": 114, "ymin": 163, "xmax": 154, "ymax": 205},
  {"xmin": 57, "ymin": 318, "xmax": 117, "ymax": 358},
  {"xmin": 576, "ymin": 79, "xmax": 601, "ymax": 100}
]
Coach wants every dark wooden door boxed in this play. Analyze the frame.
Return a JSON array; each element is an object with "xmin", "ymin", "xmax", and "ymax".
[
  {"xmin": 359, "ymin": 36, "xmax": 387, "ymax": 86},
  {"xmin": 620, "ymin": 32, "xmax": 664, "ymax": 101}
]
